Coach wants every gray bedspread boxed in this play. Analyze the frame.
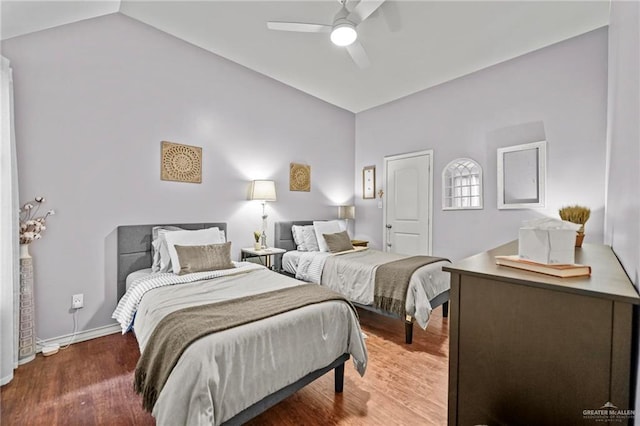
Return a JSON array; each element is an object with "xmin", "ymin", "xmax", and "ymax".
[{"xmin": 135, "ymin": 284, "xmax": 357, "ymax": 412}]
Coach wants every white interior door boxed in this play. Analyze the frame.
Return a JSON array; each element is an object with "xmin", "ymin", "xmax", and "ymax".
[{"xmin": 383, "ymin": 150, "xmax": 433, "ymax": 255}]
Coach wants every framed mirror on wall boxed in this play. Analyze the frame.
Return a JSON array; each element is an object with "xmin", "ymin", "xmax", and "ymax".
[{"xmin": 497, "ymin": 141, "xmax": 546, "ymax": 209}]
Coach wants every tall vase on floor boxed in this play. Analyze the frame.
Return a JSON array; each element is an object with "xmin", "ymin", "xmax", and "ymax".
[
  {"xmin": 18, "ymin": 195, "xmax": 55, "ymax": 363},
  {"xmin": 18, "ymin": 243, "xmax": 35, "ymax": 364}
]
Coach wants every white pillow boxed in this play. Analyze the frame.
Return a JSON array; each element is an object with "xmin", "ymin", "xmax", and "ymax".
[
  {"xmin": 313, "ymin": 220, "xmax": 344, "ymax": 252},
  {"xmin": 151, "ymin": 226, "xmax": 184, "ymax": 271},
  {"xmin": 302, "ymin": 225, "xmax": 320, "ymax": 251},
  {"xmin": 291, "ymin": 225, "xmax": 307, "ymax": 251},
  {"xmin": 152, "ymin": 231, "xmax": 168, "ymax": 273},
  {"xmin": 151, "ymin": 226, "xmax": 226, "ymax": 272},
  {"xmin": 153, "ymin": 229, "xmax": 181, "ymax": 273},
  {"xmin": 163, "ymin": 228, "xmax": 224, "ymax": 274},
  {"xmin": 151, "ymin": 239, "xmax": 162, "ymax": 272}
]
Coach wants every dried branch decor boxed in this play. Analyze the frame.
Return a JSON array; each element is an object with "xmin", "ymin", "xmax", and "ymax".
[
  {"xmin": 558, "ymin": 205, "xmax": 591, "ymax": 233},
  {"xmin": 559, "ymin": 205, "xmax": 591, "ymax": 247},
  {"xmin": 161, "ymin": 141, "xmax": 202, "ymax": 183},
  {"xmin": 19, "ymin": 196, "xmax": 55, "ymax": 245}
]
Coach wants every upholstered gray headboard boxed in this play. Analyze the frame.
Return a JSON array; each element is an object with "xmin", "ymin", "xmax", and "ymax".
[
  {"xmin": 273, "ymin": 220, "xmax": 313, "ymax": 252},
  {"xmin": 116, "ymin": 222, "xmax": 226, "ymax": 300},
  {"xmin": 273, "ymin": 221, "xmax": 314, "ymax": 272}
]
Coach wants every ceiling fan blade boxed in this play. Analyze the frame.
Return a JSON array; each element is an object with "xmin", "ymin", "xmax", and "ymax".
[
  {"xmin": 346, "ymin": 40, "xmax": 371, "ymax": 69},
  {"xmin": 267, "ymin": 21, "xmax": 331, "ymax": 33},
  {"xmin": 347, "ymin": 0, "xmax": 386, "ymax": 25},
  {"xmin": 381, "ymin": 0, "xmax": 401, "ymax": 32}
]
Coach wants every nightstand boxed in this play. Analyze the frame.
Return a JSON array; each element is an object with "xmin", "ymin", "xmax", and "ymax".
[
  {"xmin": 351, "ymin": 240, "xmax": 369, "ymax": 248},
  {"xmin": 241, "ymin": 247, "xmax": 286, "ymax": 271}
]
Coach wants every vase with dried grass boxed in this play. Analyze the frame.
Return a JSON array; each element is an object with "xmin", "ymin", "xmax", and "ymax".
[{"xmin": 559, "ymin": 205, "xmax": 590, "ymax": 247}]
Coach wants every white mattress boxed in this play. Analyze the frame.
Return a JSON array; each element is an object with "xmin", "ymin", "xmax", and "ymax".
[{"xmin": 125, "ymin": 268, "xmax": 153, "ymax": 291}]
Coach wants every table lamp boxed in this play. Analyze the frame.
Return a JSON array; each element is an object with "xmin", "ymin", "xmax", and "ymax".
[{"xmin": 249, "ymin": 180, "xmax": 277, "ymax": 248}]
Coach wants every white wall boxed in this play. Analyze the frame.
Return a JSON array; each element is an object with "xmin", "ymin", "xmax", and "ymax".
[
  {"xmin": 1, "ymin": 13, "xmax": 355, "ymax": 339},
  {"xmin": 604, "ymin": 0, "xmax": 640, "ymax": 414},
  {"xmin": 354, "ymin": 28, "xmax": 608, "ymax": 261},
  {"xmin": 605, "ymin": 1, "xmax": 640, "ymax": 286}
]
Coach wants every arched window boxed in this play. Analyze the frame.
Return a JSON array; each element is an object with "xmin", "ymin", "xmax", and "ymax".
[{"xmin": 442, "ymin": 158, "xmax": 483, "ymax": 210}]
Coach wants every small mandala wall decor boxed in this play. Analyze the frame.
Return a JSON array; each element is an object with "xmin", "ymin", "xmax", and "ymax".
[
  {"xmin": 161, "ymin": 141, "xmax": 202, "ymax": 184},
  {"xmin": 289, "ymin": 163, "xmax": 311, "ymax": 192}
]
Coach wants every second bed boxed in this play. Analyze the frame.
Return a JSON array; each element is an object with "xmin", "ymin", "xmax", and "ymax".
[{"xmin": 274, "ymin": 220, "xmax": 450, "ymax": 344}]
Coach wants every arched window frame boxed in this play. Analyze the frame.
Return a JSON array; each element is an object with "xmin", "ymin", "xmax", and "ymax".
[{"xmin": 442, "ymin": 158, "xmax": 483, "ymax": 210}]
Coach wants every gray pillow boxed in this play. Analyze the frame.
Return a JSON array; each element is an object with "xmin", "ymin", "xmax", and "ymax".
[
  {"xmin": 322, "ymin": 231, "xmax": 354, "ymax": 253},
  {"xmin": 174, "ymin": 242, "xmax": 234, "ymax": 275}
]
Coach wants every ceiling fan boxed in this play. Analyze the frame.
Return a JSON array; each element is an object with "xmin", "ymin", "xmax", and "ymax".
[{"xmin": 266, "ymin": 0, "xmax": 388, "ymax": 69}]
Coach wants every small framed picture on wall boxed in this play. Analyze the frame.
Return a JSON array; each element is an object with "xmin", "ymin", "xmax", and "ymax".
[{"xmin": 363, "ymin": 166, "xmax": 376, "ymax": 199}]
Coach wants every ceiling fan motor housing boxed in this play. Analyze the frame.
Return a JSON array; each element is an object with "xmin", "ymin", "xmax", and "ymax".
[
  {"xmin": 331, "ymin": 22, "xmax": 357, "ymax": 46},
  {"xmin": 333, "ymin": 4, "xmax": 350, "ymax": 23},
  {"xmin": 331, "ymin": 6, "xmax": 357, "ymax": 47}
]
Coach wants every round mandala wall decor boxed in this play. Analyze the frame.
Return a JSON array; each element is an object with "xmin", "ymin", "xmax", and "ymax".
[
  {"xmin": 161, "ymin": 141, "xmax": 202, "ymax": 183},
  {"xmin": 290, "ymin": 163, "xmax": 311, "ymax": 192}
]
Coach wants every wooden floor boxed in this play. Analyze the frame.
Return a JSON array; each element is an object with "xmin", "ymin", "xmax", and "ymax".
[{"xmin": 1, "ymin": 308, "xmax": 449, "ymax": 425}]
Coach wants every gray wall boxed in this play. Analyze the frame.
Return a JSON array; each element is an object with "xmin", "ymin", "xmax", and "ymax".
[
  {"xmin": 354, "ymin": 28, "xmax": 608, "ymax": 261},
  {"xmin": 1, "ymin": 13, "xmax": 355, "ymax": 339},
  {"xmin": 604, "ymin": 0, "xmax": 640, "ymax": 414}
]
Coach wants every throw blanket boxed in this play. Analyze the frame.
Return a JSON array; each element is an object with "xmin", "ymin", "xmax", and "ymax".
[
  {"xmin": 374, "ymin": 256, "xmax": 448, "ymax": 317},
  {"xmin": 134, "ymin": 284, "xmax": 356, "ymax": 412}
]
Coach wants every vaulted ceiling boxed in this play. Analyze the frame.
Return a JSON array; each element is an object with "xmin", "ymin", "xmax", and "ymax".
[{"xmin": 1, "ymin": 1, "xmax": 610, "ymax": 112}]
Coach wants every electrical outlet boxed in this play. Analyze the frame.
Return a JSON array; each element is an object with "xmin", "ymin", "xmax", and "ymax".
[{"xmin": 72, "ymin": 293, "xmax": 84, "ymax": 309}]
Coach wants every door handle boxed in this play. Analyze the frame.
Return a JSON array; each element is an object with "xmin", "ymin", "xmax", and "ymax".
[{"xmin": 386, "ymin": 224, "xmax": 392, "ymax": 229}]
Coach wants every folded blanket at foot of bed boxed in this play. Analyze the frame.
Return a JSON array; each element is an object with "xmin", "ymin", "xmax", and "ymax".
[{"xmin": 374, "ymin": 256, "xmax": 448, "ymax": 318}]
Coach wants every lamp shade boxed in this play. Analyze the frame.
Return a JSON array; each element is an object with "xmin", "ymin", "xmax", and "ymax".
[
  {"xmin": 249, "ymin": 180, "xmax": 277, "ymax": 201},
  {"xmin": 338, "ymin": 205, "xmax": 355, "ymax": 220}
]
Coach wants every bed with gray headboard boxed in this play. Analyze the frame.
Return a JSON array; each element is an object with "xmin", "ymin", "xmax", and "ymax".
[
  {"xmin": 115, "ymin": 222, "xmax": 365, "ymax": 425},
  {"xmin": 274, "ymin": 220, "xmax": 450, "ymax": 344},
  {"xmin": 116, "ymin": 222, "xmax": 226, "ymax": 300}
]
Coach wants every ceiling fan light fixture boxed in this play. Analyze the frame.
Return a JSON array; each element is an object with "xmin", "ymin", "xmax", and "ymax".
[{"xmin": 330, "ymin": 23, "xmax": 357, "ymax": 46}]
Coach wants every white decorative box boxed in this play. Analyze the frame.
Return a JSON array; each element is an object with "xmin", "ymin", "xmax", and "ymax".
[{"xmin": 518, "ymin": 219, "xmax": 580, "ymax": 265}]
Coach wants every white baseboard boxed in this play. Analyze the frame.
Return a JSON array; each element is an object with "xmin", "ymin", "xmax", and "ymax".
[
  {"xmin": 1, "ymin": 372, "xmax": 14, "ymax": 386},
  {"xmin": 37, "ymin": 323, "xmax": 121, "ymax": 352}
]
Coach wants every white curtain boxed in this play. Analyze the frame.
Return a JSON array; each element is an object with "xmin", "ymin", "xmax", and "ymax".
[{"xmin": 1, "ymin": 55, "xmax": 19, "ymax": 385}]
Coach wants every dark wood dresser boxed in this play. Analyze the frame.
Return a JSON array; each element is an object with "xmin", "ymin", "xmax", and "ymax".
[{"xmin": 444, "ymin": 241, "xmax": 639, "ymax": 425}]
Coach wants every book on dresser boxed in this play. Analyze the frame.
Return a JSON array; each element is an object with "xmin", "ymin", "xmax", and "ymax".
[{"xmin": 495, "ymin": 255, "xmax": 591, "ymax": 278}]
